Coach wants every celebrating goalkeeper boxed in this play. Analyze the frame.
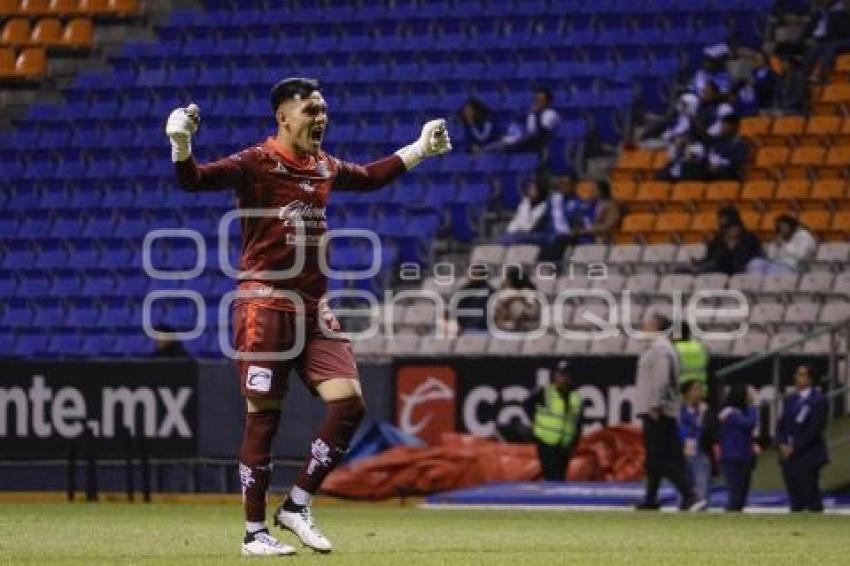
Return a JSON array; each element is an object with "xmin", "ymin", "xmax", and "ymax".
[{"xmin": 165, "ymin": 78, "xmax": 451, "ymax": 557}]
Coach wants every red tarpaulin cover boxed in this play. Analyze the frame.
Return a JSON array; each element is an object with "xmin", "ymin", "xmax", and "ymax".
[{"xmin": 322, "ymin": 426, "xmax": 645, "ymax": 500}]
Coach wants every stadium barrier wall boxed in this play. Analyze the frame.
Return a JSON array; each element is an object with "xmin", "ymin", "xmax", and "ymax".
[{"xmin": 0, "ymin": 356, "xmax": 832, "ymax": 493}]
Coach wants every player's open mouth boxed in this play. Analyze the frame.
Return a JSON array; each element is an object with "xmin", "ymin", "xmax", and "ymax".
[{"xmin": 310, "ymin": 127, "xmax": 324, "ymax": 143}]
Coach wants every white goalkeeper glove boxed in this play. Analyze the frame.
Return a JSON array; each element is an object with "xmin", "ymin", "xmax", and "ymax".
[
  {"xmin": 165, "ymin": 103, "xmax": 200, "ymax": 162},
  {"xmin": 395, "ymin": 118, "xmax": 452, "ymax": 169}
]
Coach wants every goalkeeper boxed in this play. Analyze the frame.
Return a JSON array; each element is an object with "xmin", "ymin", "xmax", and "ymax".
[{"xmin": 165, "ymin": 78, "xmax": 451, "ymax": 556}]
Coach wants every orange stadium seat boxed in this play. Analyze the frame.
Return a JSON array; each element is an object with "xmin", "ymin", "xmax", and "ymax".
[
  {"xmin": 774, "ymin": 179, "xmax": 810, "ymax": 203},
  {"xmin": 740, "ymin": 180, "xmax": 775, "ymax": 206},
  {"xmin": 651, "ymin": 150, "xmax": 669, "ymax": 170},
  {"xmin": 755, "ymin": 146, "xmax": 790, "ymax": 168},
  {"xmin": 78, "ymin": 0, "xmax": 108, "ymax": 13},
  {"xmin": 576, "ymin": 181, "xmax": 595, "ymax": 200},
  {"xmin": 30, "ymin": 18, "xmax": 63, "ymax": 46},
  {"xmin": 619, "ymin": 213, "xmax": 655, "ymax": 240},
  {"xmin": 821, "ymin": 83, "xmax": 850, "ymax": 103},
  {"xmin": 740, "ymin": 116, "xmax": 771, "ymax": 139},
  {"xmin": 739, "ymin": 209, "xmax": 762, "ymax": 233},
  {"xmin": 764, "ymin": 115, "xmax": 805, "ymax": 145},
  {"xmin": 687, "ymin": 211, "xmax": 716, "ymax": 241},
  {"xmin": 805, "ymin": 115, "xmax": 843, "ymax": 137},
  {"xmin": 799, "ymin": 210, "xmax": 832, "ymax": 234},
  {"xmin": 826, "ymin": 145, "xmax": 850, "ymax": 165},
  {"xmin": 20, "ymin": 0, "xmax": 50, "ymax": 15},
  {"xmin": 14, "ymin": 46, "xmax": 46, "ymax": 78},
  {"xmin": 612, "ymin": 180, "xmax": 637, "ymax": 202},
  {"xmin": 0, "ymin": 46, "xmax": 14, "ymax": 76},
  {"xmin": 49, "ymin": 0, "xmax": 83, "ymax": 15},
  {"xmin": 790, "ymin": 145, "xmax": 826, "ymax": 166},
  {"xmin": 0, "ymin": 0, "xmax": 19, "ymax": 16},
  {"xmin": 703, "ymin": 181, "xmax": 739, "ymax": 205},
  {"xmin": 829, "ymin": 211, "xmax": 850, "ymax": 239},
  {"xmin": 668, "ymin": 182, "xmax": 704, "ymax": 211},
  {"xmin": 59, "ymin": 17, "xmax": 92, "ymax": 47},
  {"xmin": 632, "ymin": 181, "xmax": 669, "ymax": 211},
  {"xmin": 618, "ymin": 149, "xmax": 655, "ymax": 170},
  {"xmin": 1, "ymin": 18, "xmax": 31, "ymax": 46},
  {"xmin": 109, "ymin": 0, "xmax": 139, "ymax": 16},
  {"xmin": 837, "ymin": 53, "xmax": 850, "ymax": 72},
  {"xmin": 807, "ymin": 179, "xmax": 847, "ymax": 207},
  {"xmin": 652, "ymin": 212, "xmax": 691, "ymax": 242}
]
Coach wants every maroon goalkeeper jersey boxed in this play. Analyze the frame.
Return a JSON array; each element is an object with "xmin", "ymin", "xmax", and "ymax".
[{"xmin": 175, "ymin": 137, "xmax": 405, "ymax": 311}]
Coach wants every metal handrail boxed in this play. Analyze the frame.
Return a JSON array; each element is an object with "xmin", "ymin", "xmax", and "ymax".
[{"xmin": 715, "ymin": 318, "xmax": 850, "ymax": 380}]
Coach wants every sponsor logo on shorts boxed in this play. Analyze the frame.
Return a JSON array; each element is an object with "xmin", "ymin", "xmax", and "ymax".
[
  {"xmin": 395, "ymin": 366, "xmax": 456, "ymax": 445},
  {"xmin": 246, "ymin": 365, "xmax": 272, "ymax": 393}
]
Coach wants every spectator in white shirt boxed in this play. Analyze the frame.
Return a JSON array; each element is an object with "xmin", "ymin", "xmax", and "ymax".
[
  {"xmin": 748, "ymin": 214, "xmax": 817, "ymax": 275},
  {"xmin": 499, "ymin": 178, "xmax": 550, "ymax": 245}
]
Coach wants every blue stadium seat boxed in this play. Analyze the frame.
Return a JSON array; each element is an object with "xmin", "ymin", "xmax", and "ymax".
[
  {"xmin": 34, "ymin": 240, "xmax": 68, "ymax": 269},
  {"xmin": 33, "ymin": 298, "xmax": 66, "ymax": 327},
  {"xmin": 17, "ymin": 270, "xmax": 51, "ymax": 298},
  {"xmin": 0, "ymin": 331, "xmax": 15, "ymax": 353},
  {"xmin": 80, "ymin": 329, "xmax": 116, "ymax": 357},
  {"xmin": 82, "ymin": 269, "xmax": 117, "ymax": 296},
  {"xmin": 82, "ymin": 211, "xmax": 116, "ymax": 238},
  {"xmin": 1, "ymin": 298, "xmax": 31, "ymax": 327},
  {"xmin": 48, "ymin": 268, "xmax": 82, "ymax": 296},
  {"xmin": 15, "ymin": 331, "xmax": 49, "ymax": 358},
  {"xmin": 0, "ymin": 270, "xmax": 17, "ymax": 296},
  {"xmin": 66, "ymin": 297, "xmax": 101, "ymax": 328},
  {"xmin": 66, "ymin": 239, "xmax": 101, "ymax": 269},
  {"xmin": 50, "ymin": 211, "xmax": 85, "ymax": 239}
]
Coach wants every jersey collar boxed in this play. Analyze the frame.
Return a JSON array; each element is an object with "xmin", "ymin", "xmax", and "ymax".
[{"xmin": 264, "ymin": 137, "xmax": 318, "ymax": 169}]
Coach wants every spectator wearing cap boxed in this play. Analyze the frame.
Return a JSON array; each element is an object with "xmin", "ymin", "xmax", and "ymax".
[
  {"xmin": 635, "ymin": 311, "xmax": 704, "ymax": 511},
  {"xmin": 498, "ymin": 177, "xmax": 550, "ymax": 246},
  {"xmin": 690, "ymin": 206, "xmax": 764, "ymax": 275},
  {"xmin": 705, "ymin": 113, "xmax": 749, "ymax": 181},
  {"xmin": 499, "ymin": 86, "xmax": 561, "ymax": 154},
  {"xmin": 457, "ymin": 97, "xmax": 500, "ymax": 154},
  {"xmin": 524, "ymin": 360, "xmax": 584, "ymax": 482},
  {"xmin": 777, "ymin": 364, "xmax": 829, "ymax": 512},
  {"xmin": 575, "ymin": 180, "xmax": 621, "ymax": 244},
  {"xmin": 689, "ymin": 43, "xmax": 733, "ymax": 95},
  {"xmin": 718, "ymin": 383, "xmax": 758, "ymax": 511},
  {"xmin": 748, "ymin": 214, "xmax": 817, "ymax": 275},
  {"xmin": 801, "ymin": 0, "xmax": 850, "ymax": 83}
]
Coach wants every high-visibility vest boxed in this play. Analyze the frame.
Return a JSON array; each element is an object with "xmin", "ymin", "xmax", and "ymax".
[
  {"xmin": 533, "ymin": 385, "xmax": 582, "ymax": 448},
  {"xmin": 676, "ymin": 339, "xmax": 709, "ymax": 385}
]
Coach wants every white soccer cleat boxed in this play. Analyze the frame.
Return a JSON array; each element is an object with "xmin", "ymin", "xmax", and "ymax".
[
  {"xmin": 274, "ymin": 506, "xmax": 332, "ymax": 553},
  {"xmin": 240, "ymin": 530, "xmax": 297, "ymax": 557}
]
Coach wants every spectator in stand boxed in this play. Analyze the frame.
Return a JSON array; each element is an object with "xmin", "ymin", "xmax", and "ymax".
[
  {"xmin": 777, "ymin": 364, "xmax": 829, "ymax": 512},
  {"xmin": 455, "ymin": 269, "xmax": 494, "ymax": 334},
  {"xmin": 641, "ymin": 92, "xmax": 700, "ymax": 149},
  {"xmin": 800, "ymin": 0, "xmax": 850, "ymax": 82},
  {"xmin": 689, "ymin": 44, "xmax": 733, "ymax": 95},
  {"xmin": 457, "ymin": 97, "xmax": 500, "ymax": 154},
  {"xmin": 498, "ymin": 86, "xmax": 561, "ymax": 154},
  {"xmin": 679, "ymin": 380, "xmax": 714, "ymax": 504},
  {"xmin": 498, "ymin": 178, "xmax": 550, "ymax": 245},
  {"xmin": 718, "ymin": 384, "xmax": 758, "ymax": 512},
  {"xmin": 575, "ymin": 180, "xmax": 621, "ymax": 244},
  {"xmin": 748, "ymin": 214, "xmax": 817, "ymax": 275},
  {"xmin": 690, "ymin": 207, "xmax": 764, "ymax": 275},
  {"xmin": 705, "ymin": 114, "xmax": 749, "ymax": 181},
  {"xmin": 538, "ymin": 170, "xmax": 585, "ymax": 262},
  {"xmin": 657, "ymin": 139, "xmax": 710, "ymax": 182},
  {"xmin": 733, "ymin": 51, "xmax": 778, "ymax": 115},
  {"xmin": 694, "ymin": 81, "xmax": 735, "ymax": 138},
  {"xmin": 774, "ymin": 53, "xmax": 810, "ymax": 113},
  {"xmin": 151, "ymin": 324, "xmax": 192, "ymax": 358},
  {"xmin": 493, "ymin": 266, "xmax": 541, "ymax": 333}
]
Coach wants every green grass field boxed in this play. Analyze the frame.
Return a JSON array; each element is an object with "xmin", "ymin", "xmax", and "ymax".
[{"xmin": 1, "ymin": 502, "xmax": 849, "ymax": 566}]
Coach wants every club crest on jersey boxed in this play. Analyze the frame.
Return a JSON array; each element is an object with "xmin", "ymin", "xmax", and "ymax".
[
  {"xmin": 316, "ymin": 160, "xmax": 330, "ymax": 178},
  {"xmin": 299, "ymin": 180, "xmax": 315, "ymax": 193}
]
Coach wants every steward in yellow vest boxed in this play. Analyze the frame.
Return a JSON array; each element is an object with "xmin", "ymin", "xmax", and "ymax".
[
  {"xmin": 526, "ymin": 359, "xmax": 584, "ymax": 481},
  {"xmin": 674, "ymin": 323, "xmax": 709, "ymax": 387}
]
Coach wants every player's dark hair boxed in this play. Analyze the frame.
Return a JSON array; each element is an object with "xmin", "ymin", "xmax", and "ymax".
[{"xmin": 270, "ymin": 77, "xmax": 320, "ymax": 112}]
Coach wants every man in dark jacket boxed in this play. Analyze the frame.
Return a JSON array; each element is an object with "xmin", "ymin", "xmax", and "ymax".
[
  {"xmin": 706, "ymin": 114, "xmax": 749, "ymax": 181},
  {"xmin": 801, "ymin": 0, "xmax": 850, "ymax": 82},
  {"xmin": 692, "ymin": 207, "xmax": 764, "ymax": 275},
  {"xmin": 777, "ymin": 364, "xmax": 830, "ymax": 512}
]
